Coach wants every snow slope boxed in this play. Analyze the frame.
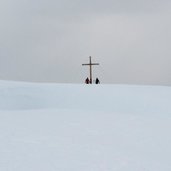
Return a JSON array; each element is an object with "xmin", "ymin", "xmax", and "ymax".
[{"xmin": 0, "ymin": 80, "xmax": 171, "ymax": 171}]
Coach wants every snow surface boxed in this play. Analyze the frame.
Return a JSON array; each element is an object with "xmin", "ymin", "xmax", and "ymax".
[{"xmin": 0, "ymin": 80, "xmax": 171, "ymax": 171}]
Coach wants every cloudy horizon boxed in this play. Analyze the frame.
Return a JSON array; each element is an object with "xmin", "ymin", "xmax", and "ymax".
[{"xmin": 0, "ymin": 0, "xmax": 171, "ymax": 85}]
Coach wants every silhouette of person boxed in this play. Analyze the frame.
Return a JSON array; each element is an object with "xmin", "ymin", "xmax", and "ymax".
[
  {"xmin": 85, "ymin": 77, "xmax": 90, "ymax": 84},
  {"xmin": 95, "ymin": 78, "xmax": 100, "ymax": 84}
]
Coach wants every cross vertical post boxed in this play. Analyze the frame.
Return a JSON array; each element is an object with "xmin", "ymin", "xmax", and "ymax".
[
  {"xmin": 82, "ymin": 56, "xmax": 99, "ymax": 84},
  {"xmin": 89, "ymin": 56, "xmax": 92, "ymax": 83}
]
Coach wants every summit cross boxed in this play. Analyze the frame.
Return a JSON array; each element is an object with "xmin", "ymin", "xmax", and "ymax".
[{"xmin": 82, "ymin": 56, "xmax": 99, "ymax": 84}]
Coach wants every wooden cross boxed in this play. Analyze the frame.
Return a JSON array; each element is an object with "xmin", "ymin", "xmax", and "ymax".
[{"xmin": 82, "ymin": 56, "xmax": 99, "ymax": 84}]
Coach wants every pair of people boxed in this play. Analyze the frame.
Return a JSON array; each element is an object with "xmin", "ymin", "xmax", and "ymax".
[{"xmin": 85, "ymin": 77, "xmax": 100, "ymax": 84}]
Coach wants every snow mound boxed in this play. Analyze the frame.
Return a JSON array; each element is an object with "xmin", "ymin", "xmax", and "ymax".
[{"xmin": 0, "ymin": 80, "xmax": 171, "ymax": 171}]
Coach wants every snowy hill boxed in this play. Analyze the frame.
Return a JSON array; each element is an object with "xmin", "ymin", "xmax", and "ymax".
[{"xmin": 0, "ymin": 80, "xmax": 171, "ymax": 171}]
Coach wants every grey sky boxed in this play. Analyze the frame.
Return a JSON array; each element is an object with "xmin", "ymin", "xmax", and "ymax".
[{"xmin": 0, "ymin": 0, "xmax": 171, "ymax": 85}]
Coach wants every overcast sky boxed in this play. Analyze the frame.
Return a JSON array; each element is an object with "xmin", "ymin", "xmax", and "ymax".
[{"xmin": 0, "ymin": 0, "xmax": 171, "ymax": 85}]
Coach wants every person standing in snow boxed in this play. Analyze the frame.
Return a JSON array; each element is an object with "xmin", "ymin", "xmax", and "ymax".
[
  {"xmin": 95, "ymin": 78, "xmax": 100, "ymax": 84},
  {"xmin": 85, "ymin": 77, "xmax": 90, "ymax": 84}
]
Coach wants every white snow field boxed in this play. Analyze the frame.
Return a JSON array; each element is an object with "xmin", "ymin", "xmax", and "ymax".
[{"xmin": 0, "ymin": 80, "xmax": 171, "ymax": 171}]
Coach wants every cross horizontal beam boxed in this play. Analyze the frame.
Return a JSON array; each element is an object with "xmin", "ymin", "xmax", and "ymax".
[{"xmin": 82, "ymin": 63, "xmax": 99, "ymax": 66}]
